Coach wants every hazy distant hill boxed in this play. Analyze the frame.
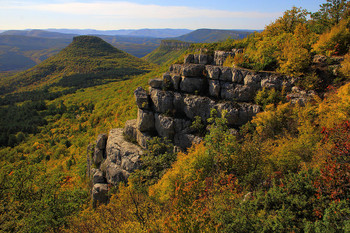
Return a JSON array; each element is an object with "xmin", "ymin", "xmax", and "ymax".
[
  {"xmin": 47, "ymin": 28, "xmax": 192, "ymax": 38},
  {"xmin": 1, "ymin": 29, "xmax": 77, "ymax": 39},
  {"xmin": 0, "ymin": 35, "xmax": 72, "ymax": 72},
  {"xmin": 0, "ymin": 36, "xmax": 155, "ymax": 94},
  {"xmin": 174, "ymin": 29, "xmax": 257, "ymax": 43}
]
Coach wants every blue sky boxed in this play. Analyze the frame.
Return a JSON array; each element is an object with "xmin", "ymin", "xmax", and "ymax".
[{"xmin": 1, "ymin": 0, "xmax": 325, "ymax": 30}]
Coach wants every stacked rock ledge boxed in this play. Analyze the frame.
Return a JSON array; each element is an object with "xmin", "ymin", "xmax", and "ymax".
[{"xmin": 89, "ymin": 50, "xmax": 314, "ymax": 205}]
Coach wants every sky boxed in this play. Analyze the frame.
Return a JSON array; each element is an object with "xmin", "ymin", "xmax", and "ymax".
[{"xmin": 0, "ymin": 0, "xmax": 325, "ymax": 30}]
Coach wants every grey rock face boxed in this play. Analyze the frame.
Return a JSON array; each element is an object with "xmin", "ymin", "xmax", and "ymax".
[
  {"xmin": 93, "ymin": 170, "xmax": 106, "ymax": 184},
  {"xmin": 171, "ymin": 75, "xmax": 181, "ymax": 90},
  {"xmin": 134, "ymin": 87, "xmax": 150, "ymax": 109},
  {"xmin": 220, "ymin": 82, "xmax": 236, "ymax": 100},
  {"xmin": 184, "ymin": 54, "xmax": 194, "ymax": 64},
  {"xmin": 244, "ymin": 73, "xmax": 261, "ymax": 89},
  {"xmin": 96, "ymin": 134, "xmax": 107, "ymax": 150},
  {"xmin": 124, "ymin": 119, "xmax": 137, "ymax": 140},
  {"xmin": 174, "ymin": 118, "xmax": 192, "ymax": 134},
  {"xmin": 209, "ymin": 79, "xmax": 221, "ymax": 98},
  {"xmin": 287, "ymin": 90, "xmax": 316, "ymax": 107},
  {"xmin": 173, "ymin": 92, "xmax": 185, "ymax": 115},
  {"xmin": 169, "ymin": 64, "xmax": 183, "ymax": 74},
  {"xmin": 150, "ymin": 88, "xmax": 174, "ymax": 113},
  {"xmin": 92, "ymin": 183, "xmax": 109, "ymax": 205},
  {"xmin": 184, "ymin": 95, "xmax": 215, "ymax": 121},
  {"xmin": 135, "ymin": 130, "xmax": 152, "ymax": 149},
  {"xmin": 182, "ymin": 64, "xmax": 205, "ymax": 77},
  {"xmin": 219, "ymin": 67, "xmax": 233, "ymax": 81},
  {"xmin": 206, "ymin": 65, "xmax": 221, "ymax": 80},
  {"xmin": 137, "ymin": 109, "xmax": 155, "ymax": 132},
  {"xmin": 93, "ymin": 147, "xmax": 105, "ymax": 166},
  {"xmin": 155, "ymin": 114, "xmax": 175, "ymax": 140},
  {"xmin": 180, "ymin": 77, "xmax": 206, "ymax": 94},
  {"xmin": 102, "ymin": 128, "xmax": 143, "ymax": 186},
  {"xmin": 124, "ymin": 119, "xmax": 151, "ymax": 149},
  {"xmin": 232, "ymin": 69, "xmax": 244, "ymax": 83},
  {"xmin": 163, "ymin": 72, "xmax": 173, "ymax": 90},
  {"xmin": 214, "ymin": 51, "xmax": 235, "ymax": 66},
  {"xmin": 149, "ymin": 78, "xmax": 163, "ymax": 89},
  {"xmin": 216, "ymin": 102, "xmax": 239, "ymax": 126},
  {"xmin": 261, "ymin": 75, "xmax": 283, "ymax": 90},
  {"xmin": 193, "ymin": 54, "xmax": 211, "ymax": 65},
  {"xmin": 233, "ymin": 85, "xmax": 255, "ymax": 102},
  {"xmin": 236, "ymin": 103, "xmax": 261, "ymax": 125},
  {"xmin": 174, "ymin": 133, "xmax": 202, "ymax": 150}
]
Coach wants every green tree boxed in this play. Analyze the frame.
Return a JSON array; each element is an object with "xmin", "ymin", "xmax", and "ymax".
[{"xmin": 311, "ymin": 0, "xmax": 350, "ymax": 33}]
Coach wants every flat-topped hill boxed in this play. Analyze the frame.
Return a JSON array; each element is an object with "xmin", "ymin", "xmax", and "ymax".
[{"xmin": 0, "ymin": 36, "xmax": 155, "ymax": 94}]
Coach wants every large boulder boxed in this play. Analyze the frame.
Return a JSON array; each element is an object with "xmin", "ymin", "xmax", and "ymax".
[
  {"xmin": 209, "ymin": 79, "xmax": 221, "ymax": 98},
  {"xmin": 174, "ymin": 118, "xmax": 192, "ymax": 134},
  {"xmin": 93, "ymin": 147, "xmax": 105, "ymax": 167},
  {"xmin": 137, "ymin": 109, "xmax": 155, "ymax": 132},
  {"xmin": 150, "ymin": 88, "xmax": 174, "ymax": 113},
  {"xmin": 169, "ymin": 64, "xmax": 183, "ymax": 75},
  {"xmin": 124, "ymin": 119, "xmax": 137, "ymax": 140},
  {"xmin": 102, "ymin": 128, "xmax": 143, "ymax": 185},
  {"xmin": 214, "ymin": 51, "xmax": 235, "ymax": 66},
  {"xmin": 149, "ymin": 78, "xmax": 163, "ymax": 89},
  {"xmin": 232, "ymin": 68, "xmax": 244, "ymax": 83},
  {"xmin": 134, "ymin": 87, "xmax": 150, "ymax": 109},
  {"xmin": 184, "ymin": 95, "xmax": 215, "ymax": 121},
  {"xmin": 206, "ymin": 65, "xmax": 221, "ymax": 80},
  {"xmin": 155, "ymin": 114, "xmax": 175, "ymax": 140},
  {"xmin": 182, "ymin": 64, "xmax": 205, "ymax": 77},
  {"xmin": 232, "ymin": 84, "xmax": 255, "ymax": 102},
  {"xmin": 184, "ymin": 54, "xmax": 194, "ymax": 64},
  {"xmin": 96, "ymin": 134, "xmax": 107, "ymax": 150},
  {"xmin": 173, "ymin": 92, "xmax": 185, "ymax": 115},
  {"xmin": 180, "ymin": 77, "xmax": 206, "ymax": 94},
  {"xmin": 193, "ymin": 54, "xmax": 211, "ymax": 65},
  {"xmin": 260, "ymin": 75, "xmax": 283, "ymax": 90},
  {"xmin": 171, "ymin": 75, "xmax": 181, "ymax": 90},
  {"xmin": 162, "ymin": 72, "xmax": 173, "ymax": 90},
  {"xmin": 220, "ymin": 82, "xmax": 236, "ymax": 100},
  {"xmin": 219, "ymin": 67, "xmax": 233, "ymax": 81},
  {"xmin": 124, "ymin": 119, "xmax": 151, "ymax": 149},
  {"xmin": 244, "ymin": 73, "xmax": 261, "ymax": 89},
  {"xmin": 92, "ymin": 169, "xmax": 106, "ymax": 184},
  {"xmin": 92, "ymin": 183, "xmax": 109, "ymax": 206}
]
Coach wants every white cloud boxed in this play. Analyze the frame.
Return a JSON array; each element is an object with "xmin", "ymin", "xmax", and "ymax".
[{"xmin": 3, "ymin": 1, "xmax": 280, "ymax": 20}]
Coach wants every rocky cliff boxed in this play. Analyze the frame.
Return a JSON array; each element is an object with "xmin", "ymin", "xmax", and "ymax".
[{"xmin": 88, "ymin": 51, "xmax": 315, "ymax": 204}]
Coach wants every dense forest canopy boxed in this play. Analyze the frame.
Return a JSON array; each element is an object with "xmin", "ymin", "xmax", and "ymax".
[{"xmin": 1, "ymin": 0, "xmax": 350, "ymax": 232}]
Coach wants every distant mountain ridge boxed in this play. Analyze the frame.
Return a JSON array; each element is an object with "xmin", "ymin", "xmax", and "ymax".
[{"xmin": 4, "ymin": 28, "xmax": 193, "ymax": 38}]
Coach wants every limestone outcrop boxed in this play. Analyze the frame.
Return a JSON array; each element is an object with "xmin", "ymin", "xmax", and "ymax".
[
  {"xmin": 127, "ymin": 52, "xmax": 300, "ymax": 151},
  {"xmin": 88, "ymin": 50, "xmax": 311, "ymax": 204}
]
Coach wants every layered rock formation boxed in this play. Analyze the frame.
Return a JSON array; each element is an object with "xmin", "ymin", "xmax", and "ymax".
[
  {"xmin": 88, "ymin": 51, "xmax": 309, "ymax": 204},
  {"xmin": 128, "ymin": 52, "xmax": 298, "ymax": 150}
]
